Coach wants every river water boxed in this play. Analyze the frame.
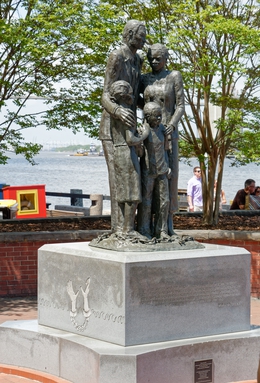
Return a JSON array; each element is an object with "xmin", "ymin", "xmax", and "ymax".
[{"xmin": 0, "ymin": 151, "xmax": 259, "ymax": 210}]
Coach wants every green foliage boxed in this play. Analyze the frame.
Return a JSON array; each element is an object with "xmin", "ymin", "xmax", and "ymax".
[
  {"xmin": 105, "ymin": 0, "xmax": 260, "ymax": 223},
  {"xmin": 2, "ymin": 0, "xmax": 260, "ymax": 225},
  {"xmin": 0, "ymin": 0, "xmax": 124, "ymax": 163}
]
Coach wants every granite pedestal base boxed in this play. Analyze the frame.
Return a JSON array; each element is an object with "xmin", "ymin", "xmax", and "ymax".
[
  {"xmin": 0, "ymin": 320, "xmax": 259, "ymax": 383},
  {"xmin": 38, "ymin": 242, "xmax": 251, "ymax": 346}
]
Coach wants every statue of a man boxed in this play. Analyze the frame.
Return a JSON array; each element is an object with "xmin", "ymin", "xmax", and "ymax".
[
  {"xmin": 99, "ymin": 20, "xmax": 146, "ymax": 233},
  {"xmin": 141, "ymin": 43, "xmax": 185, "ymax": 235}
]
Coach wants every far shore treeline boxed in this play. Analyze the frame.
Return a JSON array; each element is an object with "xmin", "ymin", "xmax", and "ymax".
[{"xmin": 55, "ymin": 145, "xmax": 102, "ymax": 153}]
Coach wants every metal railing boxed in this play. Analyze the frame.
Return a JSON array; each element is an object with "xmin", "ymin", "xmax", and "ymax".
[
  {"xmin": 45, "ymin": 191, "xmax": 110, "ymax": 216},
  {"xmin": 45, "ymin": 191, "xmax": 110, "ymax": 201}
]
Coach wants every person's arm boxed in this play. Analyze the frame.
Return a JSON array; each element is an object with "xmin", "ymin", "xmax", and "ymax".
[
  {"xmin": 187, "ymin": 180, "xmax": 194, "ymax": 211},
  {"xmin": 237, "ymin": 189, "xmax": 247, "ymax": 209},
  {"xmin": 187, "ymin": 195, "xmax": 194, "ymax": 212},
  {"xmin": 221, "ymin": 190, "xmax": 227, "ymax": 204}
]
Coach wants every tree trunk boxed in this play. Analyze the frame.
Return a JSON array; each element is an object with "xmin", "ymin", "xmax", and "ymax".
[
  {"xmin": 202, "ymin": 155, "xmax": 217, "ymax": 225},
  {"xmin": 213, "ymin": 161, "xmax": 225, "ymax": 224}
]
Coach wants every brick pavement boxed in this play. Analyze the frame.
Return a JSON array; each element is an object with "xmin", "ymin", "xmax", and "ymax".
[{"xmin": 0, "ymin": 297, "xmax": 260, "ymax": 383}]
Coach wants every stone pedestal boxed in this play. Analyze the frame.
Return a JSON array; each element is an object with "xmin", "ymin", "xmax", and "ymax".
[
  {"xmin": 0, "ymin": 319, "xmax": 259, "ymax": 383},
  {"xmin": 0, "ymin": 242, "xmax": 258, "ymax": 383},
  {"xmin": 38, "ymin": 243, "xmax": 251, "ymax": 346}
]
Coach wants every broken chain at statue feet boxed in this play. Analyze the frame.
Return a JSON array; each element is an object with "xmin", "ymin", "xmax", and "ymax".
[
  {"xmin": 156, "ymin": 230, "xmax": 171, "ymax": 242},
  {"xmin": 121, "ymin": 229, "xmax": 154, "ymax": 243},
  {"xmin": 178, "ymin": 235, "xmax": 195, "ymax": 244},
  {"xmin": 89, "ymin": 228, "xmax": 203, "ymax": 252}
]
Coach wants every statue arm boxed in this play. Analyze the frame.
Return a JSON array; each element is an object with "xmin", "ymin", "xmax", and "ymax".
[
  {"xmin": 168, "ymin": 71, "xmax": 185, "ymax": 132},
  {"xmin": 101, "ymin": 51, "xmax": 122, "ymax": 114},
  {"xmin": 126, "ymin": 123, "xmax": 150, "ymax": 146},
  {"xmin": 101, "ymin": 51, "xmax": 136, "ymax": 128}
]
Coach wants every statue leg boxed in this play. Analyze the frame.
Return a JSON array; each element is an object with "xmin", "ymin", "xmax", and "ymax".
[
  {"xmin": 168, "ymin": 137, "xmax": 179, "ymax": 235},
  {"xmin": 154, "ymin": 175, "xmax": 170, "ymax": 239},
  {"xmin": 167, "ymin": 213, "xmax": 175, "ymax": 236},
  {"xmin": 137, "ymin": 175, "xmax": 154, "ymax": 239},
  {"xmin": 117, "ymin": 202, "xmax": 125, "ymax": 234},
  {"xmin": 123, "ymin": 201, "xmax": 138, "ymax": 234},
  {"xmin": 102, "ymin": 140, "xmax": 119, "ymax": 233}
]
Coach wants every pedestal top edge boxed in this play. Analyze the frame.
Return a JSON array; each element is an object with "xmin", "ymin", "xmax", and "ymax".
[{"xmin": 38, "ymin": 242, "xmax": 250, "ymax": 263}]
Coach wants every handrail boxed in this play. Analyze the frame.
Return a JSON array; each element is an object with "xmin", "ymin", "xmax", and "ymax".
[{"xmin": 45, "ymin": 191, "xmax": 111, "ymax": 201}]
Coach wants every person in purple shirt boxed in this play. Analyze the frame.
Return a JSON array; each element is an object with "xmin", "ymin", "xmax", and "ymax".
[{"xmin": 187, "ymin": 167, "xmax": 203, "ymax": 212}]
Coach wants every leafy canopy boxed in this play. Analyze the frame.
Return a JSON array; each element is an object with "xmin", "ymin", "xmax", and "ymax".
[
  {"xmin": 98, "ymin": 0, "xmax": 260, "ymax": 223},
  {"xmin": 0, "ymin": 0, "xmax": 124, "ymax": 164},
  {"xmin": 2, "ymin": 0, "xmax": 260, "ymax": 224}
]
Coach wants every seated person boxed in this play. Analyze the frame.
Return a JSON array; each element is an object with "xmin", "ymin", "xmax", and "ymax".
[
  {"xmin": 254, "ymin": 186, "xmax": 260, "ymax": 196},
  {"xmin": 249, "ymin": 185, "xmax": 260, "ymax": 210},
  {"xmin": 230, "ymin": 179, "xmax": 256, "ymax": 210}
]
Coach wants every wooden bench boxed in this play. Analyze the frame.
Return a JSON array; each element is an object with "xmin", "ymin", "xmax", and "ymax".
[{"xmin": 47, "ymin": 209, "xmax": 84, "ymax": 217}]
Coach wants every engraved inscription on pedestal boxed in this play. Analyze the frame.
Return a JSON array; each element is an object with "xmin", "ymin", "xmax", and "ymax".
[
  {"xmin": 130, "ymin": 265, "xmax": 245, "ymax": 308},
  {"xmin": 194, "ymin": 359, "xmax": 213, "ymax": 383}
]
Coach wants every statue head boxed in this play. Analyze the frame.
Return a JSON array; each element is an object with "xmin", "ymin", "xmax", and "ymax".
[
  {"xmin": 122, "ymin": 20, "xmax": 146, "ymax": 51},
  {"xmin": 143, "ymin": 102, "xmax": 162, "ymax": 128},
  {"xmin": 110, "ymin": 80, "xmax": 134, "ymax": 106},
  {"xmin": 147, "ymin": 43, "xmax": 169, "ymax": 72}
]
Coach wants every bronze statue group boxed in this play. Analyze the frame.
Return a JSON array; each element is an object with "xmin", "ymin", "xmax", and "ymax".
[{"xmin": 98, "ymin": 19, "xmax": 185, "ymax": 246}]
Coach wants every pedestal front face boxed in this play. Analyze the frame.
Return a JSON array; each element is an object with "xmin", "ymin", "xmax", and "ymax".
[
  {"xmin": 38, "ymin": 243, "xmax": 251, "ymax": 346},
  {"xmin": 38, "ymin": 244, "xmax": 126, "ymax": 345}
]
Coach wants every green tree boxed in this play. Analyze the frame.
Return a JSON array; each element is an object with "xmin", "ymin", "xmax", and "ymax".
[
  {"xmin": 0, "ymin": 0, "xmax": 123, "ymax": 164},
  {"xmin": 3, "ymin": 0, "xmax": 260, "ymax": 225},
  {"xmin": 168, "ymin": 0, "xmax": 260, "ymax": 224},
  {"xmin": 105, "ymin": 0, "xmax": 260, "ymax": 224}
]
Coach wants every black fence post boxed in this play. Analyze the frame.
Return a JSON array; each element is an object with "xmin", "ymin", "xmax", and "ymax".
[{"xmin": 70, "ymin": 189, "xmax": 83, "ymax": 207}]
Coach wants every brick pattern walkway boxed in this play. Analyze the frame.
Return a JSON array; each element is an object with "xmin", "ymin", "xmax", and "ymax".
[{"xmin": 0, "ymin": 365, "xmax": 72, "ymax": 383}]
